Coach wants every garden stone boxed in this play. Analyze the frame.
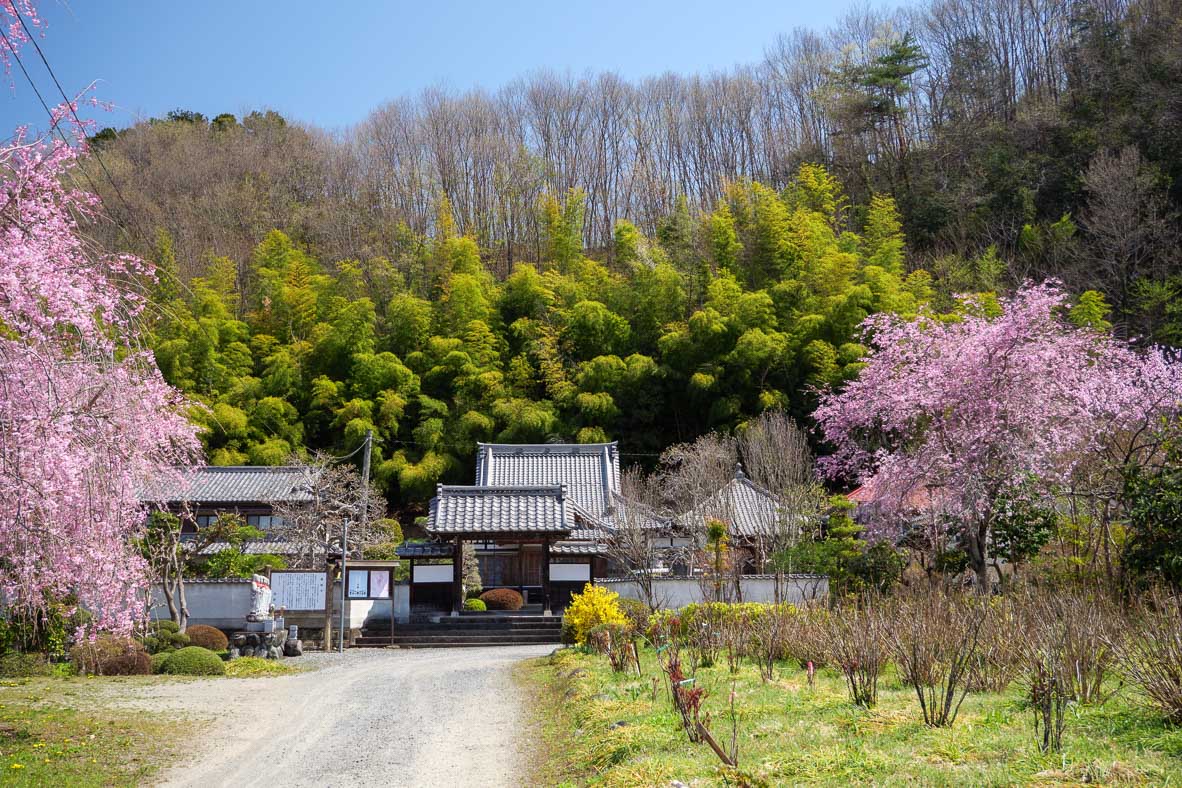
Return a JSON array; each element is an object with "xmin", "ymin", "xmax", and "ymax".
[
  {"xmin": 283, "ymin": 639, "xmax": 303, "ymax": 657},
  {"xmin": 266, "ymin": 645, "xmax": 281, "ymax": 660},
  {"xmin": 228, "ymin": 646, "xmax": 240, "ymax": 660},
  {"xmin": 609, "ymin": 720, "xmax": 629, "ymax": 729}
]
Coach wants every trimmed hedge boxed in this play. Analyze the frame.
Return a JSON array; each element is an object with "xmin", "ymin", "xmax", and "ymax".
[
  {"xmin": 463, "ymin": 598, "xmax": 487, "ymax": 612},
  {"xmin": 185, "ymin": 625, "xmax": 229, "ymax": 652},
  {"xmin": 159, "ymin": 646, "xmax": 226, "ymax": 676},
  {"xmin": 480, "ymin": 588, "xmax": 524, "ymax": 611},
  {"xmin": 0, "ymin": 652, "xmax": 52, "ymax": 678}
]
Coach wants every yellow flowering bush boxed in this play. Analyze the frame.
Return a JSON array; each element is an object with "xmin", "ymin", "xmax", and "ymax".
[{"xmin": 564, "ymin": 583, "xmax": 627, "ymax": 645}]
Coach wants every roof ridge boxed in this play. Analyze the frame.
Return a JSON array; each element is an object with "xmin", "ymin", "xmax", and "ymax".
[
  {"xmin": 182, "ymin": 465, "xmax": 309, "ymax": 472},
  {"xmin": 438, "ymin": 484, "xmax": 566, "ymax": 494},
  {"xmin": 476, "ymin": 441, "xmax": 618, "ymax": 452}
]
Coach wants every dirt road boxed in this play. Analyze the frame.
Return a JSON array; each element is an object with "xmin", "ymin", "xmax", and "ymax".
[{"xmin": 107, "ymin": 646, "xmax": 553, "ymax": 787}]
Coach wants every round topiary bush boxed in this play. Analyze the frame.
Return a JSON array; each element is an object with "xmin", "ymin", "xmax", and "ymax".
[
  {"xmin": 103, "ymin": 651, "xmax": 152, "ymax": 675},
  {"xmin": 160, "ymin": 646, "xmax": 225, "ymax": 676},
  {"xmin": 152, "ymin": 620, "xmax": 181, "ymax": 634},
  {"xmin": 185, "ymin": 625, "xmax": 229, "ymax": 652},
  {"xmin": 463, "ymin": 598, "xmax": 487, "ymax": 612},
  {"xmin": 480, "ymin": 588, "xmax": 524, "ymax": 611},
  {"xmin": 150, "ymin": 651, "xmax": 171, "ymax": 674}
]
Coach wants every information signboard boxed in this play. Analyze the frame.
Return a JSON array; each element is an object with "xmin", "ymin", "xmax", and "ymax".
[
  {"xmin": 271, "ymin": 571, "xmax": 327, "ymax": 611},
  {"xmin": 347, "ymin": 569, "xmax": 370, "ymax": 598}
]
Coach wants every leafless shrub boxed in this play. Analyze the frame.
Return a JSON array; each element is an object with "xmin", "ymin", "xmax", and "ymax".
[
  {"xmin": 1018, "ymin": 585, "xmax": 1126, "ymax": 753},
  {"xmin": 720, "ymin": 612, "xmax": 748, "ymax": 674},
  {"xmin": 886, "ymin": 590, "xmax": 988, "ymax": 727},
  {"xmin": 1114, "ymin": 589, "xmax": 1182, "ymax": 724},
  {"xmin": 1022, "ymin": 586, "xmax": 1124, "ymax": 705},
  {"xmin": 1027, "ymin": 636, "xmax": 1071, "ymax": 754},
  {"xmin": 752, "ymin": 604, "xmax": 796, "ymax": 682},
  {"xmin": 783, "ymin": 603, "xmax": 830, "ymax": 670},
  {"xmin": 823, "ymin": 597, "xmax": 887, "ymax": 708},
  {"xmin": 656, "ymin": 648, "xmax": 707, "ymax": 744},
  {"xmin": 971, "ymin": 594, "xmax": 1026, "ymax": 693}
]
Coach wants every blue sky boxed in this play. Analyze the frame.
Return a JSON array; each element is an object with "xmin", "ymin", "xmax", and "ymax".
[{"xmin": 2, "ymin": 0, "xmax": 876, "ymax": 134}]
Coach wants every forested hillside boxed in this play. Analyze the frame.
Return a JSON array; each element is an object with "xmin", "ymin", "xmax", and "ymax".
[
  {"xmin": 77, "ymin": 0, "xmax": 1182, "ymax": 511},
  {"xmin": 146, "ymin": 167, "xmax": 945, "ymax": 507}
]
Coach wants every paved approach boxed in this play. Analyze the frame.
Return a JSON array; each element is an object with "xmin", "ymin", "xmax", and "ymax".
[{"xmin": 123, "ymin": 646, "xmax": 553, "ymax": 787}]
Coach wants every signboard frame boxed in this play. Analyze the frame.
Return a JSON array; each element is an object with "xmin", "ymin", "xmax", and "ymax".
[
  {"xmin": 346, "ymin": 568, "xmax": 396, "ymax": 600},
  {"xmin": 270, "ymin": 570, "xmax": 327, "ymax": 611}
]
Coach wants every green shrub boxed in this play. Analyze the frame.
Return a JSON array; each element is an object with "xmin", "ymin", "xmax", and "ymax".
[
  {"xmin": 160, "ymin": 646, "xmax": 226, "ymax": 676},
  {"xmin": 70, "ymin": 635, "xmax": 149, "ymax": 675},
  {"xmin": 617, "ymin": 597, "xmax": 651, "ymax": 634},
  {"xmin": 150, "ymin": 652, "xmax": 171, "ymax": 674},
  {"xmin": 185, "ymin": 625, "xmax": 229, "ymax": 651},
  {"xmin": 463, "ymin": 598, "xmax": 487, "ymax": 612},
  {"xmin": 480, "ymin": 588, "xmax": 524, "ymax": 611},
  {"xmin": 0, "ymin": 652, "xmax": 52, "ymax": 677},
  {"xmin": 152, "ymin": 620, "xmax": 181, "ymax": 634},
  {"xmin": 142, "ymin": 630, "xmax": 190, "ymax": 655},
  {"xmin": 560, "ymin": 617, "xmax": 577, "ymax": 646}
]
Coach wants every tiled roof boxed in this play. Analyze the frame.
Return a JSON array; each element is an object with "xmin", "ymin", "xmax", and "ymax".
[
  {"xmin": 474, "ymin": 442, "xmax": 620, "ymax": 520},
  {"xmin": 682, "ymin": 466, "xmax": 804, "ymax": 537},
  {"xmin": 395, "ymin": 542, "xmax": 454, "ymax": 558},
  {"xmin": 195, "ymin": 538, "xmax": 306, "ymax": 556},
  {"xmin": 140, "ymin": 466, "xmax": 315, "ymax": 504},
  {"xmin": 551, "ymin": 540, "xmax": 605, "ymax": 555},
  {"xmin": 426, "ymin": 485, "xmax": 575, "ymax": 535}
]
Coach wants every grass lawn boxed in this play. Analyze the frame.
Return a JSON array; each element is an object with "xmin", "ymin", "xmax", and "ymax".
[
  {"xmin": 524, "ymin": 647, "xmax": 1182, "ymax": 786},
  {"xmin": 0, "ymin": 676, "xmax": 192, "ymax": 786}
]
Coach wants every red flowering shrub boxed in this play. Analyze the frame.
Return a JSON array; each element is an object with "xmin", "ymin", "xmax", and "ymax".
[
  {"xmin": 70, "ymin": 635, "xmax": 149, "ymax": 675},
  {"xmin": 479, "ymin": 588, "xmax": 524, "ymax": 611},
  {"xmin": 185, "ymin": 625, "xmax": 229, "ymax": 651}
]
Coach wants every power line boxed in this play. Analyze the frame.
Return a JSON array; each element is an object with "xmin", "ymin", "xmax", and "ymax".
[
  {"xmin": 0, "ymin": 24, "xmax": 99, "ymax": 203},
  {"xmin": 10, "ymin": 4, "xmax": 154, "ymax": 250}
]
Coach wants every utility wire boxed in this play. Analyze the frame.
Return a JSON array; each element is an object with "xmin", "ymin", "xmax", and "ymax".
[{"xmin": 10, "ymin": 4, "xmax": 149, "ymax": 245}]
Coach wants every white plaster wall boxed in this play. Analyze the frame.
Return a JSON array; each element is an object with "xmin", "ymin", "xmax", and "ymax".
[
  {"xmin": 152, "ymin": 580, "xmax": 412, "ymax": 629},
  {"xmin": 599, "ymin": 575, "xmax": 828, "ymax": 608}
]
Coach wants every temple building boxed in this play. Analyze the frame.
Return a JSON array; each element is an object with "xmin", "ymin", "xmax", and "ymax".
[{"xmin": 397, "ymin": 442, "xmax": 619, "ymax": 615}]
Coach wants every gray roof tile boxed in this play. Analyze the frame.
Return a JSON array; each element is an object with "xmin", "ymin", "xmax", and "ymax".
[
  {"xmin": 474, "ymin": 442, "xmax": 620, "ymax": 519},
  {"xmin": 195, "ymin": 538, "xmax": 307, "ymax": 556},
  {"xmin": 141, "ymin": 466, "xmax": 315, "ymax": 504},
  {"xmin": 682, "ymin": 468, "xmax": 804, "ymax": 537},
  {"xmin": 426, "ymin": 485, "xmax": 575, "ymax": 535}
]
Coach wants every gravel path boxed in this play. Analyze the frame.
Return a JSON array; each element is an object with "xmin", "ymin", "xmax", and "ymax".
[{"xmin": 107, "ymin": 646, "xmax": 554, "ymax": 787}]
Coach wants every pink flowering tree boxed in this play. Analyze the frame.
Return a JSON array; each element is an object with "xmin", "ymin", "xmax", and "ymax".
[
  {"xmin": 814, "ymin": 282, "xmax": 1182, "ymax": 589},
  {"xmin": 1, "ymin": 4, "xmax": 200, "ymax": 637}
]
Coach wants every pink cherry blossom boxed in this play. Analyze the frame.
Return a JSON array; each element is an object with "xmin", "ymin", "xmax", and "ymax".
[
  {"xmin": 814, "ymin": 282, "xmax": 1182, "ymax": 585},
  {"xmin": 1, "ymin": 125, "xmax": 200, "ymax": 634}
]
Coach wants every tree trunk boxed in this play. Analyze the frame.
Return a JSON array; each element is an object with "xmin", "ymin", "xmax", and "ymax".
[{"xmin": 965, "ymin": 520, "xmax": 991, "ymax": 594}]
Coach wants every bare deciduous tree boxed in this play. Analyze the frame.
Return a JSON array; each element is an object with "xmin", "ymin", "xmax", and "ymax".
[
  {"xmin": 605, "ymin": 467, "xmax": 672, "ymax": 611},
  {"xmin": 271, "ymin": 452, "xmax": 390, "ymax": 568},
  {"xmin": 738, "ymin": 410, "xmax": 827, "ymax": 599}
]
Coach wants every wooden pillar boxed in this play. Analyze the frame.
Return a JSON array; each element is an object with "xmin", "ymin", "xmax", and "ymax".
[
  {"xmin": 452, "ymin": 538, "xmax": 463, "ymax": 617},
  {"xmin": 542, "ymin": 537, "xmax": 552, "ymax": 616},
  {"xmin": 322, "ymin": 559, "xmax": 335, "ymax": 651}
]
